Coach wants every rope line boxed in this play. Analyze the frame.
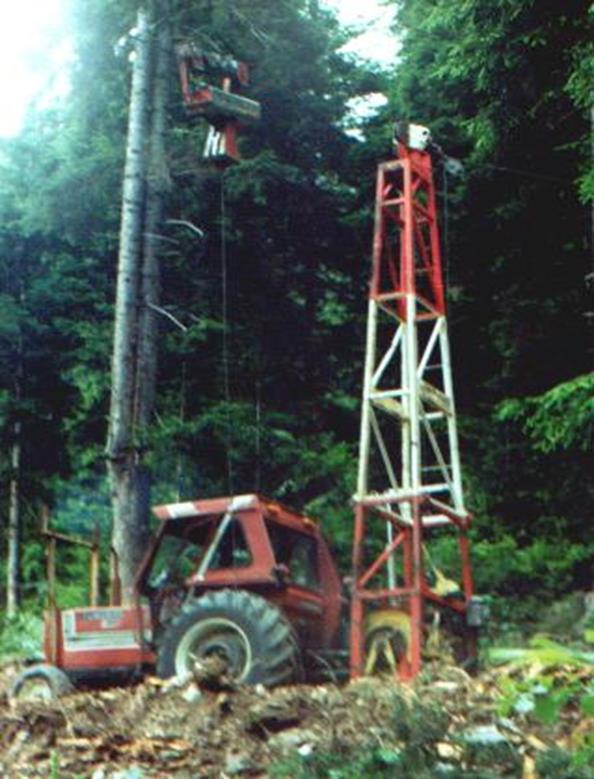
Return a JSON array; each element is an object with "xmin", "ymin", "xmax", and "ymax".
[
  {"xmin": 255, "ymin": 376, "xmax": 261, "ymax": 492},
  {"xmin": 220, "ymin": 173, "xmax": 234, "ymax": 493}
]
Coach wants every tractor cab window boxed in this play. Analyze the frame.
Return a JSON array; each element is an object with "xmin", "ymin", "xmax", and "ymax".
[
  {"xmin": 149, "ymin": 515, "xmax": 252, "ymax": 587},
  {"xmin": 266, "ymin": 521, "xmax": 319, "ymax": 590},
  {"xmin": 209, "ymin": 517, "xmax": 252, "ymax": 570},
  {"xmin": 149, "ymin": 528, "xmax": 205, "ymax": 588}
]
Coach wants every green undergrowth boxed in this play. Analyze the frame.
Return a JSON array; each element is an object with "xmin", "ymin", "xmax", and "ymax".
[
  {"xmin": 270, "ymin": 686, "xmax": 449, "ymax": 777},
  {"xmin": 536, "ymin": 745, "xmax": 594, "ymax": 779},
  {"xmin": 488, "ymin": 634, "xmax": 594, "ymax": 776},
  {"xmin": 270, "ymin": 689, "xmax": 485, "ymax": 778},
  {"xmin": 0, "ymin": 610, "xmax": 44, "ymax": 661}
]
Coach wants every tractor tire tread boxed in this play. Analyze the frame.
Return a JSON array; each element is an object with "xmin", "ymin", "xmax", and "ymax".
[{"xmin": 156, "ymin": 588, "xmax": 299, "ymax": 687}]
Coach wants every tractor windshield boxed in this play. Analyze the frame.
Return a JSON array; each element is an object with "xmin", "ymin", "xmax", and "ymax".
[
  {"xmin": 148, "ymin": 532, "xmax": 204, "ymax": 588},
  {"xmin": 148, "ymin": 514, "xmax": 252, "ymax": 589}
]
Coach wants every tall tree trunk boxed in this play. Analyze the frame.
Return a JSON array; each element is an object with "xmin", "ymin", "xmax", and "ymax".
[
  {"xmin": 133, "ymin": 6, "xmax": 172, "ymax": 551},
  {"xmin": 7, "ymin": 282, "xmax": 24, "ymax": 617},
  {"xmin": 106, "ymin": 5, "xmax": 153, "ymax": 601},
  {"xmin": 6, "ymin": 419, "xmax": 22, "ymax": 617},
  {"xmin": 136, "ymin": 7, "xmax": 171, "ymax": 430}
]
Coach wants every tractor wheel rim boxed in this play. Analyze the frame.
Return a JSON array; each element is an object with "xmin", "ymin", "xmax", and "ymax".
[{"xmin": 174, "ymin": 618, "xmax": 252, "ymax": 681}]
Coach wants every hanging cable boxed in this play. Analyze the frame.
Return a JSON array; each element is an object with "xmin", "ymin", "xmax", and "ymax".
[
  {"xmin": 176, "ymin": 360, "xmax": 187, "ymax": 501},
  {"xmin": 220, "ymin": 172, "xmax": 234, "ymax": 493},
  {"xmin": 255, "ymin": 375, "xmax": 261, "ymax": 492}
]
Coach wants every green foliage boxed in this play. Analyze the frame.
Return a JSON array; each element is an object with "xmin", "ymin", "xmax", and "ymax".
[
  {"xmin": 389, "ymin": 692, "xmax": 449, "ymax": 772},
  {"xmin": 270, "ymin": 689, "xmax": 448, "ymax": 778},
  {"xmin": 565, "ymin": 4, "xmax": 594, "ymax": 203},
  {"xmin": 49, "ymin": 751, "xmax": 60, "ymax": 779},
  {"xmin": 537, "ymin": 745, "xmax": 594, "ymax": 779},
  {"xmin": 0, "ymin": 611, "xmax": 43, "ymax": 660},
  {"xmin": 489, "ymin": 635, "xmax": 594, "ymax": 668},
  {"xmin": 450, "ymin": 531, "xmax": 594, "ymax": 626},
  {"xmin": 269, "ymin": 746, "xmax": 407, "ymax": 779},
  {"xmin": 490, "ymin": 637, "xmax": 594, "ymax": 750},
  {"xmin": 496, "ymin": 374, "xmax": 594, "ymax": 453}
]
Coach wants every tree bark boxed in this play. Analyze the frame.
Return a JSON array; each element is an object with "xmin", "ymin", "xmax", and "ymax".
[
  {"xmin": 6, "ymin": 418, "xmax": 22, "ymax": 617},
  {"xmin": 7, "ymin": 280, "xmax": 24, "ymax": 617},
  {"xmin": 135, "ymin": 6, "xmax": 171, "ymax": 430},
  {"xmin": 132, "ymin": 5, "xmax": 172, "ymax": 560},
  {"xmin": 107, "ymin": 5, "xmax": 153, "ymax": 601}
]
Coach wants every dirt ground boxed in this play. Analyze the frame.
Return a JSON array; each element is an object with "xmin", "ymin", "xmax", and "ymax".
[{"xmin": 0, "ymin": 661, "xmax": 591, "ymax": 778}]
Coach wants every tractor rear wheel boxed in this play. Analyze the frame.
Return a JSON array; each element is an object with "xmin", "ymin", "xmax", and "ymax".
[
  {"xmin": 9, "ymin": 664, "xmax": 74, "ymax": 702},
  {"xmin": 156, "ymin": 589, "xmax": 300, "ymax": 686}
]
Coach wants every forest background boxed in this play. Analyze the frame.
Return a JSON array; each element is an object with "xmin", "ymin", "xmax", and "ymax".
[{"xmin": 0, "ymin": 0, "xmax": 592, "ymax": 638}]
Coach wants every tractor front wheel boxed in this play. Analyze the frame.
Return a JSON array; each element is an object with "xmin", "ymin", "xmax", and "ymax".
[
  {"xmin": 156, "ymin": 589, "xmax": 300, "ymax": 686},
  {"xmin": 9, "ymin": 663, "xmax": 74, "ymax": 702}
]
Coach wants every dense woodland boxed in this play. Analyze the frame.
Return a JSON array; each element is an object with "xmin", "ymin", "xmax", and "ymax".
[{"xmin": 0, "ymin": 0, "xmax": 592, "ymax": 623}]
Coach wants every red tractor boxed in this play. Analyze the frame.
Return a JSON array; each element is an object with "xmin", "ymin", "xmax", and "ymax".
[{"xmin": 11, "ymin": 494, "xmax": 348, "ymax": 699}]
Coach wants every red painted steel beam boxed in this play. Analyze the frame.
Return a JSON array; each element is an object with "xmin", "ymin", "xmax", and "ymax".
[{"xmin": 358, "ymin": 532, "xmax": 406, "ymax": 588}]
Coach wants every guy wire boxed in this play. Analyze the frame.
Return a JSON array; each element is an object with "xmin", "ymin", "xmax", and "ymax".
[
  {"xmin": 220, "ymin": 172, "xmax": 234, "ymax": 493},
  {"xmin": 255, "ymin": 375, "xmax": 261, "ymax": 492}
]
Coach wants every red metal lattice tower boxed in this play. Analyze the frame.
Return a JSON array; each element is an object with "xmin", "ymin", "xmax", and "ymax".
[{"xmin": 350, "ymin": 130, "xmax": 475, "ymax": 680}]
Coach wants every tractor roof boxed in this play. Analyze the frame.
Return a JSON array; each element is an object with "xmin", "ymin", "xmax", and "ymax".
[{"xmin": 152, "ymin": 493, "xmax": 318, "ymax": 531}]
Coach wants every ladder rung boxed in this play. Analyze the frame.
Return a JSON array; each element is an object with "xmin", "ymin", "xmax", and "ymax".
[{"xmin": 421, "ymin": 483, "xmax": 449, "ymax": 494}]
